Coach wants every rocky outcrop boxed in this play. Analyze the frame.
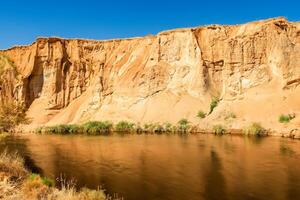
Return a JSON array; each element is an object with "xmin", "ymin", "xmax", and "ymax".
[{"xmin": 0, "ymin": 17, "xmax": 299, "ymax": 131}]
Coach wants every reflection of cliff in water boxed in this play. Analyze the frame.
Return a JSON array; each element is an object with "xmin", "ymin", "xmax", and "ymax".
[
  {"xmin": 280, "ymin": 141, "xmax": 300, "ymax": 199},
  {"xmin": 203, "ymin": 149, "xmax": 227, "ymax": 200}
]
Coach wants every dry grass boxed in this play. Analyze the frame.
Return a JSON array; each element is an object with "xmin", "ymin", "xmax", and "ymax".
[
  {"xmin": 0, "ymin": 177, "xmax": 22, "ymax": 199},
  {"xmin": 0, "ymin": 151, "xmax": 110, "ymax": 200},
  {"xmin": 49, "ymin": 187, "xmax": 107, "ymax": 200},
  {"xmin": 0, "ymin": 150, "xmax": 26, "ymax": 199},
  {"xmin": 21, "ymin": 174, "xmax": 51, "ymax": 199},
  {"xmin": 0, "ymin": 150, "xmax": 27, "ymax": 179}
]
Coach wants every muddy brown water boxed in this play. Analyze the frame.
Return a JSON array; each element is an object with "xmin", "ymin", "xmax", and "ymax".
[{"xmin": 1, "ymin": 134, "xmax": 300, "ymax": 200}]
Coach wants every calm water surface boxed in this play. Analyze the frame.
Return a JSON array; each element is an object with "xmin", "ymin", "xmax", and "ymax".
[{"xmin": 1, "ymin": 134, "xmax": 300, "ymax": 200}]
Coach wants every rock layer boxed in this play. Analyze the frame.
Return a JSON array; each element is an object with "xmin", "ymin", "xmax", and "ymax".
[{"xmin": 0, "ymin": 17, "xmax": 299, "ymax": 131}]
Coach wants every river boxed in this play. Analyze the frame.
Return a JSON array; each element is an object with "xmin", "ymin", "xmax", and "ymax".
[{"xmin": 1, "ymin": 134, "xmax": 300, "ymax": 200}]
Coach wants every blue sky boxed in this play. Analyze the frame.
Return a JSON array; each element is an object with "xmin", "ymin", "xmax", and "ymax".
[{"xmin": 0, "ymin": 0, "xmax": 299, "ymax": 49}]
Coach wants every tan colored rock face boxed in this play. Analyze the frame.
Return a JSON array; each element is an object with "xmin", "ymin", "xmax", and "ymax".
[{"xmin": 0, "ymin": 17, "xmax": 300, "ymax": 130}]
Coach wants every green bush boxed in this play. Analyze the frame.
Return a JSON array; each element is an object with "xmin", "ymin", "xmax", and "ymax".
[
  {"xmin": 41, "ymin": 176, "xmax": 55, "ymax": 187},
  {"xmin": 197, "ymin": 111, "xmax": 206, "ymax": 119},
  {"xmin": 40, "ymin": 121, "xmax": 113, "ymax": 135},
  {"xmin": 35, "ymin": 127, "xmax": 43, "ymax": 134},
  {"xmin": 82, "ymin": 121, "xmax": 113, "ymax": 134},
  {"xmin": 143, "ymin": 122, "xmax": 174, "ymax": 133},
  {"xmin": 40, "ymin": 124, "xmax": 81, "ymax": 134},
  {"xmin": 135, "ymin": 123, "xmax": 143, "ymax": 134},
  {"xmin": 42, "ymin": 126, "xmax": 58, "ymax": 133},
  {"xmin": 209, "ymin": 98, "xmax": 219, "ymax": 114},
  {"xmin": 213, "ymin": 124, "xmax": 226, "ymax": 135},
  {"xmin": 28, "ymin": 173, "xmax": 55, "ymax": 187},
  {"xmin": 243, "ymin": 122, "xmax": 266, "ymax": 136},
  {"xmin": 279, "ymin": 114, "xmax": 295, "ymax": 123},
  {"xmin": 66, "ymin": 124, "xmax": 81, "ymax": 133},
  {"xmin": 56, "ymin": 125, "xmax": 71, "ymax": 134},
  {"xmin": 177, "ymin": 119, "xmax": 190, "ymax": 133},
  {"xmin": 115, "ymin": 121, "xmax": 135, "ymax": 132},
  {"xmin": 143, "ymin": 123, "xmax": 155, "ymax": 133},
  {"xmin": 163, "ymin": 122, "xmax": 173, "ymax": 133},
  {"xmin": 153, "ymin": 123, "xmax": 164, "ymax": 133}
]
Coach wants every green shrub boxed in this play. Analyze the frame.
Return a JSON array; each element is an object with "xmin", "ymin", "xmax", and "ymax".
[
  {"xmin": 177, "ymin": 119, "xmax": 190, "ymax": 133},
  {"xmin": 142, "ymin": 123, "xmax": 172, "ymax": 133},
  {"xmin": 163, "ymin": 122, "xmax": 173, "ymax": 132},
  {"xmin": 135, "ymin": 123, "xmax": 143, "ymax": 134},
  {"xmin": 40, "ymin": 124, "xmax": 81, "ymax": 134},
  {"xmin": 66, "ymin": 124, "xmax": 81, "ymax": 133},
  {"xmin": 42, "ymin": 126, "xmax": 58, "ymax": 133},
  {"xmin": 28, "ymin": 173, "xmax": 40, "ymax": 180},
  {"xmin": 153, "ymin": 123, "xmax": 164, "ymax": 133},
  {"xmin": 115, "ymin": 121, "xmax": 135, "ymax": 132},
  {"xmin": 55, "ymin": 125, "xmax": 70, "ymax": 134},
  {"xmin": 41, "ymin": 176, "xmax": 55, "ymax": 187},
  {"xmin": 143, "ymin": 123, "xmax": 155, "ymax": 133},
  {"xmin": 209, "ymin": 98, "xmax": 219, "ymax": 114},
  {"xmin": 243, "ymin": 122, "xmax": 266, "ymax": 136},
  {"xmin": 172, "ymin": 125, "xmax": 178, "ymax": 132},
  {"xmin": 82, "ymin": 121, "xmax": 113, "ymax": 134},
  {"xmin": 213, "ymin": 124, "xmax": 226, "ymax": 135},
  {"xmin": 28, "ymin": 173, "xmax": 55, "ymax": 187},
  {"xmin": 279, "ymin": 114, "xmax": 295, "ymax": 123},
  {"xmin": 197, "ymin": 111, "xmax": 206, "ymax": 119},
  {"xmin": 35, "ymin": 127, "xmax": 43, "ymax": 134}
]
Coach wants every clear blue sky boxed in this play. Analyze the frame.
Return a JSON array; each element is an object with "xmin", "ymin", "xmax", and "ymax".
[{"xmin": 0, "ymin": 0, "xmax": 299, "ymax": 49}]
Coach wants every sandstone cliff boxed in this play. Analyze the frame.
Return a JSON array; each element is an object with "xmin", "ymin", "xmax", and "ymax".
[{"xmin": 0, "ymin": 17, "xmax": 299, "ymax": 132}]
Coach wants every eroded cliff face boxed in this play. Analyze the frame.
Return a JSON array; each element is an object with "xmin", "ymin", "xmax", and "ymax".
[{"xmin": 0, "ymin": 17, "xmax": 300, "ymax": 131}]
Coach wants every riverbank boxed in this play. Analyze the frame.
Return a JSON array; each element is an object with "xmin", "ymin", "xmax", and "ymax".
[
  {"xmin": 0, "ymin": 149, "xmax": 115, "ymax": 200},
  {"xmin": 31, "ymin": 120, "xmax": 300, "ymax": 140}
]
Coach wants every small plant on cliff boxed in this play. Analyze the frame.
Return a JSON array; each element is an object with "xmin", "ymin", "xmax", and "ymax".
[
  {"xmin": 209, "ymin": 98, "xmax": 219, "ymax": 114},
  {"xmin": 177, "ymin": 119, "xmax": 190, "ymax": 133},
  {"xmin": 279, "ymin": 114, "xmax": 295, "ymax": 123},
  {"xmin": 197, "ymin": 111, "xmax": 206, "ymax": 119},
  {"xmin": 115, "ymin": 121, "xmax": 135, "ymax": 132},
  {"xmin": 213, "ymin": 124, "xmax": 226, "ymax": 135},
  {"xmin": 243, "ymin": 122, "xmax": 266, "ymax": 136},
  {"xmin": 0, "ymin": 101, "xmax": 30, "ymax": 132}
]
